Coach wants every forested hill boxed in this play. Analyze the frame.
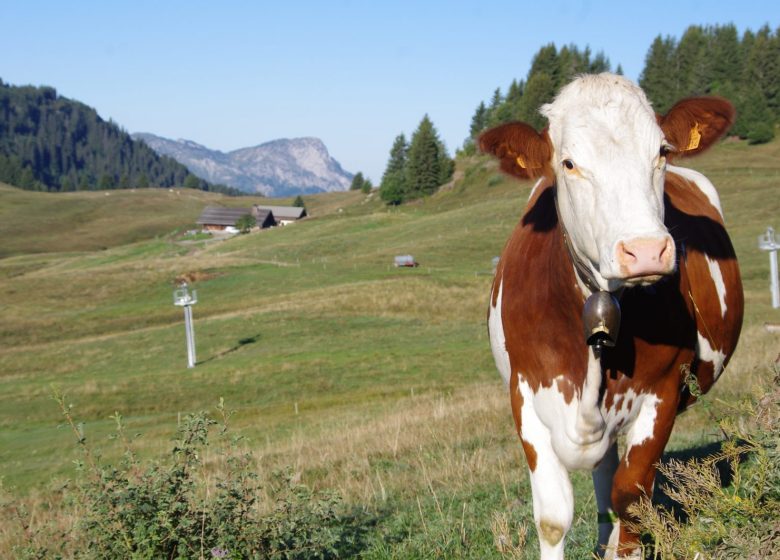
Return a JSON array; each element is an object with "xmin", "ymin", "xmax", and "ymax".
[
  {"xmin": 0, "ymin": 80, "xmax": 242, "ymax": 195},
  {"xmin": 466, "ymin": 24, "xmax": 779, "ymax": 147}
]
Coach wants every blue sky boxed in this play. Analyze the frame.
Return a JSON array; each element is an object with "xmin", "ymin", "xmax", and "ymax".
[{"xmin": 1, "ymin": 1, "xmax": 777, "ymax": 183}]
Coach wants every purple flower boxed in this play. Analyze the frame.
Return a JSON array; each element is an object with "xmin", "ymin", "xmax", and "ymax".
[{"xmin": 211, "ymin": 547, "xmax": 229, "ymax": 558}]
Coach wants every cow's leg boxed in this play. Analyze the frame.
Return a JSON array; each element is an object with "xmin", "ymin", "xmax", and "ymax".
[
  {"xmin": 528, "ymin": 437, "xmax": 574, "ymax": 560},
  {"xmin": 611, "ymin": 387, "xmax": 679, "ymax": 559},
  {"xmin": 514, "ymin": 390, "xmax": 574, "ymax": 560},
  {"xmin": 592, "ymin": 441, "xmax": 619, "ymax": 558}
]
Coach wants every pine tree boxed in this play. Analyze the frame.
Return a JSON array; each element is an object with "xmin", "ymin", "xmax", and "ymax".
[
  {"xmin": 349, "ymin": 172, "xmax": 365, "ymax": 191},
  {"xmin": 405, "ymin": 115, "xmax": 447, "ymax": 198},
  {"xmin": 674, "ymin": 26, "xmax": 709, "ymax": 97},
  {"xmin": 639, "ymin": 35, "xmax": 678, "ymax": 112},
  {"xmin": 379, "ymin": 134, "xmax": 408, "ymax": 205},
  {"xmin": 469, "ymin": 101, "xmax": 488, "ymax": 138},
  {"xmin": 517, "ymin": 72, "xmax": 556, "ymax": 130}
]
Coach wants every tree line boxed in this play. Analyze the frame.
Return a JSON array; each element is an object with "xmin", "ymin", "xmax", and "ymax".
[
  {"xmin": 0, "ymin": 79, "xmax": 244, "ymax": 195},
  {"xmin": 466, "ymin": 24, "xmax": 778, "ymax": 147},
  {"xmin": 641, "ymin": 24, "xmax": 778, "ymax": 144}
]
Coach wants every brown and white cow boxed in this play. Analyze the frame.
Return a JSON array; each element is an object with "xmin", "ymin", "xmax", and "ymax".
[{"xmin": 482, "ymin": 74, "xmax": 743, "ymax": 559}]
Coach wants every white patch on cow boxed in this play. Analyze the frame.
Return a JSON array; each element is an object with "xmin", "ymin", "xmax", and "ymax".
[
  {"xmin": 516, "ymin": 380, "xmax": 573, "ymax": 560},
  {"xmin": 489, "ymin": 279, "xmax": 511, "ymax": 385},
  {"xmin": 697, "ymin": 332, "xmax": 727, "ymax": 380},
  {"xmin": 624, "ymin": 393, "xmax": 661, "ymax": 466},
  {"xmin": 668, "ymin": 165, "xmax": 724, "ymax": 218},
  {"xmin": 540, "ymin": 73, "xmax": 670, "ymax": 287},
  {"xmin": 520, "ymin": 377, "xmax": 609, "ymax": 472},
  {"xmin": 575, "ymin": 351, "xmax": 607, "ymax": 441},
  {"xmin": 705, "ymin": 256, "xmax": 728, "ymax": 318}
]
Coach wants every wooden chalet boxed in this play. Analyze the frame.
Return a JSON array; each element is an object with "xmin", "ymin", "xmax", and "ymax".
[
  {"xmin": 252, "ymin": 205, "xmax": 307, "ymax": 225},
  {"xmin": 197, "ymin": 206, "xmax": 276, "ymax": 231}
]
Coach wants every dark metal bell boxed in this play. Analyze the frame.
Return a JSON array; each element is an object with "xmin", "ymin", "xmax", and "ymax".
[{"xmin": 582, "ymin": 291, "xmax": 621, "ymax": 349}]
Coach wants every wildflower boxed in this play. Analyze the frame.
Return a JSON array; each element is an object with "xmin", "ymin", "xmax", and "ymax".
[{"xmin": 211, "ymin": 547, "xmax": 229, "ymax": 558}]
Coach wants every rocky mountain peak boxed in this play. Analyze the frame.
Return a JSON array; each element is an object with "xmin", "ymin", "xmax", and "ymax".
[{"xmin": 132, "ymin": 133, "xmax": 353, "ymax": 197}]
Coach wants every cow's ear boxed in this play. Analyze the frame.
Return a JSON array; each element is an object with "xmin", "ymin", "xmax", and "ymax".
[
  {"xmin": 479, "ymin": 122, "xmax": 552, "ymax": 179},
  {"xmin": 659, "ymin": 97, "xmax": 735, "ymax": 158}
]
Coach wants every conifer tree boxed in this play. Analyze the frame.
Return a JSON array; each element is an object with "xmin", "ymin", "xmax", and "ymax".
[
  {"xmin": 350, "ymin": 172, "xmax": 365, "ymax": 191},
  {"xmin": 639, "ymin": 35, "xmax": 678, "ymax": 112},
  {"xmin": 469, "ymin": 101, "xmax": 488, "ymax": 138},
  {"xmin": 405, "ymin": 115, "xmax": 450, "ymax": 198},
  {"xmin": 379, "ymin": 134, "xmax": 408, "ymax": 205},
  {"xmin": 517, "ymin": 72, "xmax": 556, "ymax": 130}
]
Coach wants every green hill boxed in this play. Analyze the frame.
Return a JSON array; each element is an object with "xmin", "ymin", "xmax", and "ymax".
[
  {"xmin": 0, "ymin": 80, "xmax": 242, "ymax": 195},
  {"xmin": 0, "ymin": 137, "xmax": 778, "ymax": 557}
]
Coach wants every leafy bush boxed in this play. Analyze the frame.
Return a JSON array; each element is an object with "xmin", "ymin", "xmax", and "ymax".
[
  {"xmin": 235, "ymin": 214, "xmax": 256, "ymax": 234},
  {"xmin": 628, "ymin": 368, "xmax": 780, "ymax": 559},
  {"xmin": 8, "ymin": 395, "xmax": 369, "ymax": 559},
  {"xmin": 747, "ymin": 122, "xmax": 776, "ymax": 145}
]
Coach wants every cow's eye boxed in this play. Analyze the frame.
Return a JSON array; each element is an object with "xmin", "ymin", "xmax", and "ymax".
[
  {"xmin": 660, "ymin": 144, "xmax": 674, "ymax": 158},
  {"xmin": 563, "ymin": 159, "xmax": 575, "ymax": 170}
]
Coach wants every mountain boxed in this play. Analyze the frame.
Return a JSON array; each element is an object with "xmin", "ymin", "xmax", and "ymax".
[
  {"xmin": 132, "ymin": 133, "xmax": 353, "ymax": 197},
  {"xmin": 0, "ymin": 79, "xmax": 242, "ymax": 195}
]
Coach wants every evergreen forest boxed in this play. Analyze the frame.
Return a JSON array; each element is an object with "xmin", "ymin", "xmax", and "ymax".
[
  {"xmin": 465, "ymin": 24, "xmax": 779, "ymax": 148},
  {"xmin": 0, "ymin": 80, "xmax": 243, "ymax": 195}
]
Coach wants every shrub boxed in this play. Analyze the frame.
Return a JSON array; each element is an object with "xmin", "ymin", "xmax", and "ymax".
[
  {"xmin": 628, "ymin": 367, "xmax": 780, "ymax": 559},
  {"xmin": 5, "ymin": 394, "xmax": 369, "ymax": 559},
  {"xmin": 235, "ymin": 214, "xmax": 256, "ymax": 234},
  {"xmin": 747, "ymin": 122, "xmax": 775, "ymax": 145}
]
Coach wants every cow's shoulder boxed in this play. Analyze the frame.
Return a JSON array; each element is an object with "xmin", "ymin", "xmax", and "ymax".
[{"xmin": 492, "ymin": 181, "xmax": 588, "ymax": 388}]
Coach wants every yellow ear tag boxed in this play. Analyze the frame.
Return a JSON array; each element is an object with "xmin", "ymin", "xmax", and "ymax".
[
  {"xmin": 686, "ymin": 123, "xmax": 701, "ymax": 151},
  {"xmin": 516, "ymin": 155, "xmax": 541, "ymax": 169}
]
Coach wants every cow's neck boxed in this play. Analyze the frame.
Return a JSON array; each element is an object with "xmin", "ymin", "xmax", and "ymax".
[{"xmin": 553, "ymin": 185, "xmax": 602, "ymax": 295}]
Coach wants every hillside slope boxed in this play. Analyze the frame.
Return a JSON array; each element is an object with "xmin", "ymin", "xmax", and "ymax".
[{"xmin": 0, "ymin": 137, "xmax": 778, "ymax": 558}]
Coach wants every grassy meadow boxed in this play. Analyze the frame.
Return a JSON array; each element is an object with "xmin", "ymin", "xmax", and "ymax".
[{"xmin": 0, "ymin": 137, "xmax": 779, "ymax": 558}]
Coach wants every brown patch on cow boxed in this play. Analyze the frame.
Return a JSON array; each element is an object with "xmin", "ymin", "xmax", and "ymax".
[
  {"xmin": 521, "ymin": 439, "xmax": 538, "ymax": 472},
  {"xmin": 659, "ymin": 97, "xmax": 734, "ymax": 159},
  {"xmin": 509, "ymin": 371, "xmax": 538, "ymax": 471},
  {"xmin": 479, "ymin": 122, "xmax": 553, "ymax": 180},
  {"xmin": 498, "ymin": 183, "xmax": 588, "ymax": 400}
]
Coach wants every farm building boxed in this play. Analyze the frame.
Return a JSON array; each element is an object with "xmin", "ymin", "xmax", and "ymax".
[
  {"xmin": 196, "ymin": 206, "xmax": 276, "ymax": 231},
  {"xmin": 252, "ymin": 205, "xmax": 307, "ymax": 225}
]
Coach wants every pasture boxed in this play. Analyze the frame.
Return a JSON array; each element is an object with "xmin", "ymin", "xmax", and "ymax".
[{"xmin": 0, "ymin": 136, "xmax": 778, "ymax": 557}]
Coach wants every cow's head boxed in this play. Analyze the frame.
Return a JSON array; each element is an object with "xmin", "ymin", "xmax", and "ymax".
[{"xmin": 480, "ymin": 73, "xmax": 734, "ymax": 291}]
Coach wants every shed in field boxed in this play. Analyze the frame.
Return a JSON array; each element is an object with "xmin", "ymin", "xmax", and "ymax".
[{"xmin": 197, "ymin": 206, "xmax": 276, "ymax": 231}]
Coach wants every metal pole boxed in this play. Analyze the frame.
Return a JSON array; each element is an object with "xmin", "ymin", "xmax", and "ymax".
[
  {"xmin": 184, "ymin": 304, "xmax": 196, "ymax": 368},
  {"xmin": 770, "ymin": 249, "xmax": 779, "ymax": 309}
]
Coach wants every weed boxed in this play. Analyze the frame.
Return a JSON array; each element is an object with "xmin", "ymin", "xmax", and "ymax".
[
  {"xmin": 628, "ymin": 367, "xmax": 780, "ymax": 559},
  {"xmin": 4, "ymin": 394, "xmax": 370, "ymax": 559}
]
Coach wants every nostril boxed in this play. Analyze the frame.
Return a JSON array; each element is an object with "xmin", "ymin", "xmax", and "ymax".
[{"xmin": 618, "ymin": 242, "xmax": 637, "ymax": 263}]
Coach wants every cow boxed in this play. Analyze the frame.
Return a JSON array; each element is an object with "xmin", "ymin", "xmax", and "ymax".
[{"xmin": 481, "ymin": 73, "xmax": 743, "ymax": 560}]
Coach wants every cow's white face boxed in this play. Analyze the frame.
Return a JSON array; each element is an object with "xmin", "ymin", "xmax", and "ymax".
[{"xmin": 541, "ymin": 74, "xmax": 676, "ymax": 291}]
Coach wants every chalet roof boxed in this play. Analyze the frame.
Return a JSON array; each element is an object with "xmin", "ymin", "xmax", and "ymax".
[
  {"xmin": 197, "ymin": 206, "xmax": 252, "ymax": 226},
  {"xmin": 253, "ymin": 205, "xmax": 306, "ymax": 220},
  {"xmin": 254, "ymin": 208, "xmax": 275, "ymax": 228}
]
